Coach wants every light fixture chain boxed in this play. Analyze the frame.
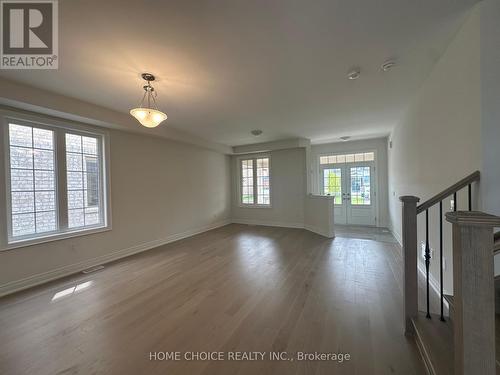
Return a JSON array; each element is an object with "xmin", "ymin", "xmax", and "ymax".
[
  {"xmin": 151, "ymin": 89, "xmax": 159, "ymax": 110},
  {"xmin": 139, "ymin": 90, "xmax": 147, "ymax": 108}
]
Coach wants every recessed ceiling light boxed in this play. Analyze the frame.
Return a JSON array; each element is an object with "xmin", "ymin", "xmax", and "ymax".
[
  {"xmin": 381, "ymin": 60, "xmax": 396, "ymax": 72},
  {"xmin": 347, "ymin": 68, "xmax": 361, "ymax": 80},
  {"xmin": 340, "ymin": 136, "xmax": 351, "ymax": 141},
  {"xmin": 251, "ymin": 129, "xmax": 263, "ymax": 136}
]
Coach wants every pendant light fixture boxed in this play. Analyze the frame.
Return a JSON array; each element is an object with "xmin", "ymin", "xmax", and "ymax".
[{"xmin": 130, "ymin": 73, "xmax": 167, "ymax": 128}]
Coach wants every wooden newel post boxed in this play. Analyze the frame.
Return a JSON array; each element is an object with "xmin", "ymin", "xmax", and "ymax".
[
  {"xmin": 445, "ymin": 211, "xmax": 500, "ymax": 375},
  {"xmin": 400, "ymin": 195, "xmax": 420, "ymax": 335}
]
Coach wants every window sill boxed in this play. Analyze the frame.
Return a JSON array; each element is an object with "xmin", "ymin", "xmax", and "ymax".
[{"xmin": 1, "ymin": 225, "xmax": 112, "ymax": 252}]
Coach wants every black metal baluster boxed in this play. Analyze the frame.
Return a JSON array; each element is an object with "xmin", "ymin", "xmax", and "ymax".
[
  {"xmin": 425, "ymin": 209, "xmax": 431, "ymax": 319},
  {"xmin": 453, "ymin": 192, "xmax": 457, "ymax": 212},
  {"xmin": 468, "ymin": 184, "xmax": 472, "ymax": 211},
  {"xmin": 439, "ymin": 201, "xmax": 445, "ymax": 321}
]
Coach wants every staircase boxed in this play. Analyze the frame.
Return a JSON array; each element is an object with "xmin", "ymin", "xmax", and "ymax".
[{"xmin": 400, "ymin": 171, "xmax": 500, "ymax": 375}]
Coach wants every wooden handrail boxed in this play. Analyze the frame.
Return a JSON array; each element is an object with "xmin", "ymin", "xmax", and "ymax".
[{"xmin": 416, "ymin": 170, "xmax": 480, "ymax": 214}]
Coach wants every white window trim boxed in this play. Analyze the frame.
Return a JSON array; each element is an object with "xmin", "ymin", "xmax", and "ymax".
[
  {"xmin": 316, "ymin": 149, "xmax": 379, "ymax": 225},
  {"xmin": 315, "ymin": 149, "xmax": 377, "ymax": 194},
  {"xmin": 236, "ymin": 154, "xmax": 272, "ymax": 208},
  {"xmin": 0, "ymin": 109, "xmax": 112, "ymax": 251},
  {"xmin": 317, "ymin": 149, "xmax": 377, "ymax": 167}
]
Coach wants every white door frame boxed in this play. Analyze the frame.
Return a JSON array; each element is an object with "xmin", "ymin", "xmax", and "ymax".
[
  {"xmin": 318, "ymin": 151, "xmax": 378, "ymax": 227},
  {"xmin": 345, "ymin": 162, "xmax": 376, "ymax": 226},
  {"xmin": 320, "ymin": 165, "xmax": 347, "ymax": 224}
]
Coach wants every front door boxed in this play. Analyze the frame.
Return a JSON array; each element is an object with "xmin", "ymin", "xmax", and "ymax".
[{"xmin": 321, "ymin": 161, "xmax": 376, "ymax": 226}]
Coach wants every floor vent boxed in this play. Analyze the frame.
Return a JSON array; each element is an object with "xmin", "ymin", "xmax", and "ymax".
[{"xmin": 82, "ymin": 265, "xmax": 104, "ymax": 274}]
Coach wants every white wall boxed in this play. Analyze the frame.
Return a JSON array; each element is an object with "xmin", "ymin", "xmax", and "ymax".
[
  {"xmin": 304, "ymin": 195, "xmax": 335, "ymax": 238},
  {"xmin": 388, "ymin": 7, "xmax": 481, "ymax": 293},
  {"xmin": 231, "ymin": 148, "xmax": 306, "ymax": 228},
  {"xmin": 0, "ymin": 127, "xmax": 232, "ymax": 295},
  {"xmin": 480, "ymin": 0, "xmax": 500, "ymax": 275},
  {"xmin": 311, "ymin": 137, "xmax": 389, "ymax": 228},
  {"xmin": 0, "ymin": 77, "xmax": 231, "ymax": 154},
  {"xmin": 480, "ymin": 0, "xmax": 500, "ymax": 217}
]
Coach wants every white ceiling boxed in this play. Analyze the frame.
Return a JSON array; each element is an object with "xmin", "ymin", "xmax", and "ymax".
[{"xmin": 0, "ymin": 0, "xmax": 478, "ymax": 146}]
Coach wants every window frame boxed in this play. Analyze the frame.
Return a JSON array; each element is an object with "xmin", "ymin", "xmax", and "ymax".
[
  {"xmin": 320, "ymin": 166, "xmax": 343, "ymax": 205},
  {"xmin": 237, "ymin": 154, "xmax": 272, "ymax": 208},
  {"xmin": 318, "ymin": 151, "xmax": 376, "ymax": 165},
  {"xmin": 348, "ymin": 165, "xmax": 373, "ymax": 206},
  {"xmin": 0, "ymin": 110, "xmax": 112, "ymax": 251}
]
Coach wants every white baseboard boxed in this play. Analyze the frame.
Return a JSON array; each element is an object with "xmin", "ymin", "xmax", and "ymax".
[
  {"xmin": 0, "ymin": 218, "xmax": 334, "ymax": 297},
  {"xmin": 0, "ymin": 219, "xmax": 231, "ymax": 297},
  {"xmin": 391, "ymin": 227, "xmax": 448, "ymax": 310},
  {"xmin": 232, "ymin": 219, "xmax": 334, "ymax": 238},
  {"xmin": 390, "ymin": 227, "xmax": 402, "ymax": 247},
  {"xmin": 233, "ymin": 218, "xmax": 335, "ymax": 237},
  {"xmin": 417, "ymin": 261, "xmax": 450, "ymax": 310},
  {"xmin": 232, "ymin": 218, "xmax": 305, "ymax": 229},
  {"xmin": 304, "ymin": 224, "xmax": 334, "ymax": 238}
]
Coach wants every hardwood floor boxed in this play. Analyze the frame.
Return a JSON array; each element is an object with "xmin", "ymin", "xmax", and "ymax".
[{"xmin": 0, "ymin": 224, "xmax": 425, "ymax": 375}]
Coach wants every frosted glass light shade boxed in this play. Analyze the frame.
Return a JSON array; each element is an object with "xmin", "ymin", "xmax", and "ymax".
[{"xmin": 130, "ymin": 107, "xmax": 167, "ymax": 128}]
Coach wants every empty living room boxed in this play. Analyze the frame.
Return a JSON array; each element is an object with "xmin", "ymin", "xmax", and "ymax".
[{"xmin": 1, "ymin": 0, "xmax": 499, "ymax": 374}]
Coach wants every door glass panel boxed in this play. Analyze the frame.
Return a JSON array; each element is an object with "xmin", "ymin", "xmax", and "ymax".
[
  {"xmin": 323, "ymin": 168, "xmax": 342, "ymax": 205},
  {"xmin": 350, "ymin": 167, "xmax": 371, "ymax": 205}
]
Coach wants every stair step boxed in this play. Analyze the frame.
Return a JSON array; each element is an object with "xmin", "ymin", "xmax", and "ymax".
[
  {"xmin": 443, "ymin": 294, "xmax": 454, "ymax": 307},
  {"xmin": 412, "ymin": 312, "xmax": 453, "ymax": 375},
  {"xmin": 443, "ymin": 294, "xmax": 454, "ymax": 322},
  {"xmin": 417, "ymin": 302, "xmax": 500, "ymax": 373}
]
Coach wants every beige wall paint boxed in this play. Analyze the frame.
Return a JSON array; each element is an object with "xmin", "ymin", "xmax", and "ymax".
[
  {"xmin": 0, "ymin": 128, "xmax": 231, "ymax": 292},
  {"xmin": 388, "ymin": 7, "xmax": 481, "ymax": 293},
  {"xmin": 231, "ymin": 148, "xmax": 306, "ymax": 227}
]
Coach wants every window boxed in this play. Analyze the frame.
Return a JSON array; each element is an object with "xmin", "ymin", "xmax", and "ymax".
[
  {"xmin": 65, "ymin": 133, "xmax": 102, "ymax": 228},
  {"xmin": 350, "ymin": 166, "xmax": 371, "ymax": 205},
  {"xmin": 241, "ymin": 159, "xmax": 254, "ymax": 204},
  {"xmin": 319, "ymin": 151, "xmax": 375, "ymax": 165},
  {"xmin": 323, "ymin": 168, "xmax": 342, "ymax": 204},
  {"xmin": 3, "ymin": 118, "xmax": 110, "ymax": 248},
  {"xmin": 240, "ymin": 156, "xmax": 270, "ymax": 206},
  {"xmin": 9, "ymin": 124, "xmax": 57, "ymax": 236}
]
